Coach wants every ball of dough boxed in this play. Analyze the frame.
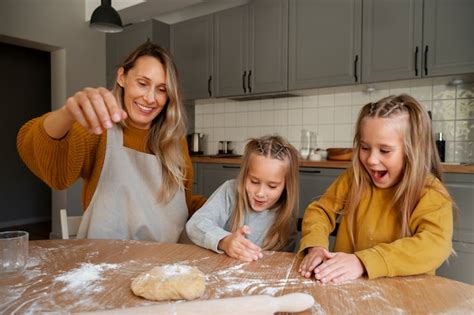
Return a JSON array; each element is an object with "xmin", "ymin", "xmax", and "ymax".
[{"xmin": 131, "ymin": 264, "xmax": 206, "ymax": 301}]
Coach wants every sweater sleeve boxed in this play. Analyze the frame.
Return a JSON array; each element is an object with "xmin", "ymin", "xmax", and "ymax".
[
  {"xmin": 355, "ymin": 188, "xmax": 453, "ymax": 279},
  {"xmin": 298, "ymin": 171, "xmax": 351, "ymax": 256},
  {"xmin": 185, "ymin": 180, "xmax": 235, "ymax": 253},
  {"xmin": 181, "ymin": 138, "xmax": 207, "ymax": 216},
  {"xmin": 16, "ymin": 113, "xmax": 100, "ymax": 190}
]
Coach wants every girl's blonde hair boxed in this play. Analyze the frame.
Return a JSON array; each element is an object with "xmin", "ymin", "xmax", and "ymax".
[
  {"xmin": 347, "ymin": 94, "xmax": 451, "ymax": 243},
  {"xmin": 112, "ymin": 41, "xmax": 187, "ymax": 204},
  {"xmin": 229, "ymin": 135, "xmax": 299, "ymax": 251}
]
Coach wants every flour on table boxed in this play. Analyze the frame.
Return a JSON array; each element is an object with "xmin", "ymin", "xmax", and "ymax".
[{"xmin": 54, "ymin": 263, "xmax": 120, "ymax": 293}]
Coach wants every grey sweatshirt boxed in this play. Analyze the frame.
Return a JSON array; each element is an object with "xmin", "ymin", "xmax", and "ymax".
[{"xmin": 186, "ymin": 179, "xmax": 285, "ymax": 253}]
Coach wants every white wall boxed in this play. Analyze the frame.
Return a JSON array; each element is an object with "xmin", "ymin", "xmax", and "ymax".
[
  {"xmin": 0, "ymin": 0, "xmax": 106, "ymax": 236},
  {"xmin": 195, "ymin": 75, "xmax": 474, "ymax": 164}
]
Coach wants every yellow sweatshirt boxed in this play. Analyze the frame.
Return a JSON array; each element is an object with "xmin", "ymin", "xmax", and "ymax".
[
  {"xmin": 16, "ymin": 114, "xmax": 206, "ymax": 216},
  {"xmin": 298, "ymin": 170, "xmax": 453, "ymax": 279}
]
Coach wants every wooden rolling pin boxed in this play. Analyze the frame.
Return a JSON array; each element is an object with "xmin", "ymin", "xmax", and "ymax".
[{"xmin": 78, "ymin": 293, "xmax": 315, "ymax": 315}]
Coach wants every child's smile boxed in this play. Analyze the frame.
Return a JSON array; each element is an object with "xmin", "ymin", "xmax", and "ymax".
[{"xmin": 245, "ymin": 154, "xmax": 287, "ymax": 211}]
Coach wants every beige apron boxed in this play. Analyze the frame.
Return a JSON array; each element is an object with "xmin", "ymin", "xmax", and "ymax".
[{"xmin": 76, "ymin": 125, "xmax": 187, "ymax": 242}]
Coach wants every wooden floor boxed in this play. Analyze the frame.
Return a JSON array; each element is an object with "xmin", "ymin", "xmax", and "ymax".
[{"xmin": 0, "ymin": 221, "xmax": 51, "ymax": 240}]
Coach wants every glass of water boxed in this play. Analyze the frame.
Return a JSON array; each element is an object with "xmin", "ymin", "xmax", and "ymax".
[{"xmin": 0, "ymin": 231, "xmax": 29, "ymax": 278}]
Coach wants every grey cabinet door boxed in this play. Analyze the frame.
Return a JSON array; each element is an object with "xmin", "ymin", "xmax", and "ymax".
[
  {"xmin": 362, "ymin": 0, "xmax": 423, "ymax": 83},
  {"xmin": 196, "ymin": 164, "xmax": 241, "ymax": 198},
  {"xmin": 289, "ymin": 0, "xmax": 362, "ymax": 90},
  {"xmin": 214, "ymin": 5, "xmax": 248, "ymax": 97},
  {"xmin": 171, "ymin": 15, "xmax": 213, "ymax": 101},
  {"xmin": 423, "ymin": 0, "xmax": 474, "ymax": 77},
  {"xmin": 299, "ymin": 168, "xmax": 344, "ymax": 219},
  {"xmin": 248, "ymin": 0, "xmax": 288, "ymax": 94}
]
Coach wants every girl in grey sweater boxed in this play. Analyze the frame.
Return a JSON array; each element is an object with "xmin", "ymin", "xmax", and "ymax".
[{"xmin": 186, "ymin": 135, "xmax": 299, "ymax": 261}]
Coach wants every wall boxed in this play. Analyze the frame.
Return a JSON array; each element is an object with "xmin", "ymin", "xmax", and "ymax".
[
  {"xmin": 0, "ymin": 0, "xmax": 106, "ymax": 235},
  {"xmin": 194, "ymin": 75, "xmax": 474, "ymax": 163}
]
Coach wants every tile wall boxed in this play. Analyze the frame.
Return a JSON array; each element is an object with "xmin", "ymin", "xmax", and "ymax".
[{"xmin": 194, "ymin": 75, "xmax": 474, "ymax": 163}]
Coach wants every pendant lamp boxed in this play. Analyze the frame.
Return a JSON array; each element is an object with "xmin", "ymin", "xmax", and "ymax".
[{"xmin": 90, "ymin": 0, "xmax": 123, "ymax": 33}]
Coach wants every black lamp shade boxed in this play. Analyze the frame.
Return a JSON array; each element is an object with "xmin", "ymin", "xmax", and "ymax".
[{"xmin": 90, "ymin": 0, "xmax": 123, "ymax": 33}]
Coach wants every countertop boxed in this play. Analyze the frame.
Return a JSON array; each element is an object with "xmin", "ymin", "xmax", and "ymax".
[
  {"xmin": 191, "ymin": 156, "xmax": 474, "ymax": 174},
  {"xmin": 2, "ymin": 239, "xmax": 472, "ymax": 314}
]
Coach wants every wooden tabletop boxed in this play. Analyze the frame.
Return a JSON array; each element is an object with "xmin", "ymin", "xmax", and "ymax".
[
  {"xmin": 1, "ymin": 239, "xmax": 473, "ymax": 314},
  {"xmin": 191, "ymin": 156, "xmax": 474, "ymax": 174}
]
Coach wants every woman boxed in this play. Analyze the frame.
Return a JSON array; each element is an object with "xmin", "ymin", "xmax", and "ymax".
[{"xmin": 17, "ymin": 42, "xmax": 205, "ymax": 241}]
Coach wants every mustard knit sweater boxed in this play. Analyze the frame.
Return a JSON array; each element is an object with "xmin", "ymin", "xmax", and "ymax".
[
  {"xmin": 17, "ymin": 114, "xmax": 206, "ymax": 215},
  {"xmin": 298, "ymin": 170, "xmax": 453, "ymax": 279}
]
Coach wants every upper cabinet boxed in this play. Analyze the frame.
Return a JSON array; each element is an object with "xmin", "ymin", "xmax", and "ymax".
[
  {"xmin": 106, "ymin": 20, "xmax": 170, "ymax": 89},
  {"xmin": 423, "ymin": 0, "xmax": 474, "ymax": 77},
  {"xmin": 213, "ymin": 0, "xmax": 288, "ymax": 97},
  {"xmin": 362, "ymin": 0, "xmax": 423, "ymax": 83},
  {"xmin": 289, "ymin": 0, "xmax": 362, "ymax": 90},
  {"xmin": 362, "ymin": 0, "xmax": 474, "ymax": 83},
  {"xmin": 171, "ymin": 15, "xmax": 214, "ymax": 101}
]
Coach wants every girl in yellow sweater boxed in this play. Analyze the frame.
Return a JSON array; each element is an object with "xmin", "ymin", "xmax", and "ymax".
[
  {"xmin": 298, "ymin": 94, "xmax": 453, "ymax": 283},
  {"xmin": 17, "ymin": 42, "xmax": 205, "ymax": 241}
]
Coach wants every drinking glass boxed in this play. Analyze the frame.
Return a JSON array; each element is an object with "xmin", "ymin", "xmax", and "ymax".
[{"xmin": 0, "ymin": 231, "xmax": 29, "ymax": 278}]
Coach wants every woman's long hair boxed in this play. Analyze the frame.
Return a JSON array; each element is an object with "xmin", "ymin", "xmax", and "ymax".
[
  {"xmin": 229, "ymin": 135, "xmax": 299, "ymax": 250},
  {"xmin": 346, "ymin": 94, "xmax": 451, "ymax": 245},
  {"xmin": 112, "ymin": 41, "xmax": 187, "ymax": 204}
]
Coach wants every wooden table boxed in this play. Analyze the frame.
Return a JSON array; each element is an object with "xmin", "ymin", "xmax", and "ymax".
[{"xmin": 1, "ymin": 240, "xmax": 472, "ymax": 314}]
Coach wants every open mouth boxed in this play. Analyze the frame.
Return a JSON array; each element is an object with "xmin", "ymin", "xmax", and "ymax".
[{"xmin": 371, "ymin": 170, "xmax": 388, "ymax": 181}]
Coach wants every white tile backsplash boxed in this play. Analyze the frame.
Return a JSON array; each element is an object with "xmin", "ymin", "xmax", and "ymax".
[{"xmin": 194, "ymin": 75, "xmax": 474, "ymax": 162}]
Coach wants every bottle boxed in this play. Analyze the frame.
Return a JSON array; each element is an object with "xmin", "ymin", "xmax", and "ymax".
[{"xmin": 436, "ymin": 132, "xmax": 445, "ymax": 162}]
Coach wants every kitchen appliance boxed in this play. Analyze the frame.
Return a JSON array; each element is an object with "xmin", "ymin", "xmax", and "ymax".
[{"xmin": 188, "ymin": 133, "xmax": 205, "ymax": 155}]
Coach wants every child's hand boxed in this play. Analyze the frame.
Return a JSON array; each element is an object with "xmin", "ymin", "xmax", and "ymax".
[
  {"xmin": 218, "ymin": 225, "xmax": 263, "ymax": 262},
  {"xmin": 298, "ymin": 246, "xmax": 329, "ymax": 278},
  {"xmin": 313, "ymin": 250, "xmax": 365, "ymax": 284}
]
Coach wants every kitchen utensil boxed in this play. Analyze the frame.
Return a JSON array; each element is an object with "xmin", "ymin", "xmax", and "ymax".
[
  {"xmin": 327, "ymin": 148, "xmax": 353, "ymax": 161},
  {"xmin": 188, "ymin": 133, "xmax": 205, "ymax": 155},
  {"xmin": 0, "ymin": 231, "xmax": 28, "ymax": 278},
  {"xmin": 79, "ymin": 293, "xmax": 315, "ymax": 315}
]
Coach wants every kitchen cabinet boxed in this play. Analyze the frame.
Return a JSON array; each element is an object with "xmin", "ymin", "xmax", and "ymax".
[
  {"xmin": 362, "ymin": 0, "xmax": 474, "ymax": 83},
  {"xmin": 106, "ymin": 20, "xmax": 170, "ymax": 89},
  {"xmin": 437, "ymin": 172, "xmax": 474, "ymax": 284},
  {"xmin": 195, "ymin": 163, "xmax": 240, "ymax": 197},
  {"xmin": 288, "ymin": 0, "xmax": 362, "ymax": 90},
  {"xmin": 298, "ymin": 167, "xmax": 344, "ymax": 251},
  {"xmin": 171, "ymin": 15, "xmax": 214, "ymax": 100},
  {"xmin": 214, "ymin": 0, "xmax": 288, "ymax": 97}
]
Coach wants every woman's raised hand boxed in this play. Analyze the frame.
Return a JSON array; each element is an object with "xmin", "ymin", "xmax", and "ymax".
[
  {"xmin": 63, "ymin": 87, "xmax": 127, "ymax": 135},
  {"xmin": 44, "ymin": 87, "xmax": 128, "ymax": 139},
  {"xmin": 218, "ymin": 225, "xmax": 263, "ymax": 262}
]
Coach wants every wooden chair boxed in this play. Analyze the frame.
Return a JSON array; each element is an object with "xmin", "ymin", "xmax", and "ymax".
[{"xmin": 59, "ymin": 209, "xmax": 82, "ymax": 240}]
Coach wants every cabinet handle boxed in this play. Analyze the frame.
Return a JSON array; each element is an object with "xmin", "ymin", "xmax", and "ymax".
[
  {"xmin": 242, "ymin": 71, "xmax": 247, "ymax": 93},
  {"xmin": 354, "ymin": 55, "xmax": 359, "ymax": 82},
  {"xmin": 248, "ymin": 70, "xmax": 252, "ymax": 93},
  {"xmin": 414, "ymin": 46, "xmax": 419, "ymax": 76},
  {"xmin": 222, "ymin": 165, "xmax": 240, "ymax": 169},
  {"xmin": 300, "ymin": 170, "xmax": 321, "ymax": 174},
  {"xmin": 424, "ymin": 45, "xmax": 429, "ymax": 76},
  {"xmin": 208, "ymin": 75, "xmax": 212, "ymax": 97}
]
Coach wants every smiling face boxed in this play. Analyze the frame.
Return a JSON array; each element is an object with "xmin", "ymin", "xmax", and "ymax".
[
  {"xmin": 117, "ymin": 55, "xmax": 168, "ymax": 129},
  {"xmin": 245, "ymin": 153, "xmax": 288, "ymax": 212},
  {"xmin": 359, "ymin": 116, "xmax": 407, "ymax": 189}
]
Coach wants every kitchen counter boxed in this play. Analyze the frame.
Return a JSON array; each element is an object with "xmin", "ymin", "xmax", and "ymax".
[{"xmin": 191, "ymin": 156, "xmax": 474, "ymax": 174}]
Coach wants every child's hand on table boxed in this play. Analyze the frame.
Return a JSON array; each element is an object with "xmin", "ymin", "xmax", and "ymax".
[{"xmin": 219, "ymin": 225, "xmax": 263, "ymax": 262}]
